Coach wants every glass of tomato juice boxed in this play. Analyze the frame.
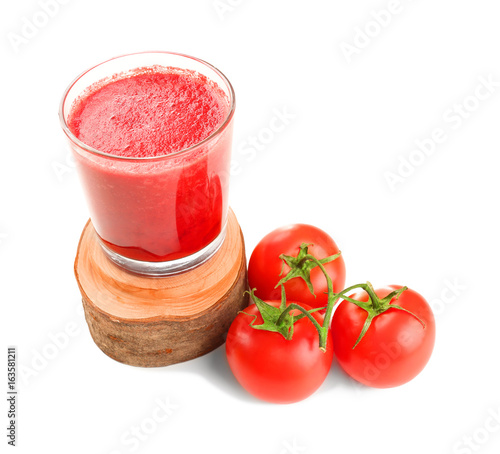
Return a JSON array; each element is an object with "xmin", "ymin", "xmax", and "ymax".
[{"xmin": 59, "ymin": 52, "xmax": 235, "ymax": 275}]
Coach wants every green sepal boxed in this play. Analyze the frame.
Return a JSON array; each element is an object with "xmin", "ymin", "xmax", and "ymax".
[
  {"xmin": 348, "ymin": 285, "xmax": 426, "ymax": 349},
  {"xmin": 279, "ymin": 282, "xmax": 287, "ymax": 311},
  {"xmin": 379, "ymin": 286, "xmax": 406, "ymax": 306},
  {"xmin": 242, "ymin": 288, "xmax": 328, "ymax": 342},
  {"xmin": 352, "ymin": 313, "xmax": 375, "ymax": 349},
  {"xmin": 244, "ymin": 288, "xmax": 293, "ymax": 339},
  {"xmin": 276, "ymin": 243, "xmax": 341, "ymax": 297}
]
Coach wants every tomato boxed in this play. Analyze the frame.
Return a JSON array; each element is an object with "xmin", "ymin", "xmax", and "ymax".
[
  {"xmin": 248, "ymin": 224, "xmax": 346, "ymax": 310},
  {"xmin": 226, "ymin": 300, "xmax": 334, "ymax": 404},
  {"xmin": 331, "ymin": 286, "xmax": 435, "ymax": 388}
]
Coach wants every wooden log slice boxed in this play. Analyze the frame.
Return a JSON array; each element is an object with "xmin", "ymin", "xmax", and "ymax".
[{"xmin": 74, "ymin": 209, "xmax": 248, "ymax": 367}]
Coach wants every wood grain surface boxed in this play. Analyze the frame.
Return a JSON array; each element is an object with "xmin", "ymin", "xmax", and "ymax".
[{"xmin": 74, "ymin": 209, "xmax": 248, "ymax": 367}]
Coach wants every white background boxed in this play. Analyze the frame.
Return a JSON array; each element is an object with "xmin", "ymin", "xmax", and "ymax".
[{"xmin": 1, "ymin": 1, "xmax": 500, "ymax": 453}]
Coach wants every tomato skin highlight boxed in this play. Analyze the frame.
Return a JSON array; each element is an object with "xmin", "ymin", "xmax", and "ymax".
[
  {"xmin": 248, "ymin": 224, "xmax": 346, "ymax": 310},
  {"xmin": 226, "ymin": 301, "xmax": 334, "ymax": 404},
  {"xmin": 331, "ymin": 286, "xmax": 435, "ymax": 388}
]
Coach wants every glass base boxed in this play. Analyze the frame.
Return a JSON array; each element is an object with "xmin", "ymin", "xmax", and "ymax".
[{"xmin": 99, "ymin": 226, "xmax": 227, "ymax": 277}]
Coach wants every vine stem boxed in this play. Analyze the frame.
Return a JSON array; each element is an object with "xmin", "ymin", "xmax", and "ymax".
[
  {"xmin": 286, "ymin": 254, "xmax": 412, "ymax": 350},
  {"xmin": 276, "ymin": 303, "xmax": 324, "ymax": 345},
  {"xmin": 274, "ymin": 246, "xmax": 421, "ymax": 350},
  {"xmin": 281, "ymin": 252, "xmax": 373, "ymax": 350}
]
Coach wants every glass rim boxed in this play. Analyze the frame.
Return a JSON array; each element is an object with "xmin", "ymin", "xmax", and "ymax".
[{"xmin": 58, "ymin": 50, "xmax": 236, "ymax": 162}]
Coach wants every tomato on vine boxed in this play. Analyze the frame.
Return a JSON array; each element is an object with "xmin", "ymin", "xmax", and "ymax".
[
  {"xmin": 331, "ymin": 285, "xmax": 435, "ymax": 388},
  {"xmin": 226, "ymin": 234, "xmax": 435, "ymax": 403},
  {"xmin": 226, "ymin": 288, "xmax": 334, "ymax": 404}
]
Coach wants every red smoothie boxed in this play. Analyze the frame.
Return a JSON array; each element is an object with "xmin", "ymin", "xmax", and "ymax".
[{"xmin": 66, "ymin": 66, "xmax": 233, "ymax": 262}]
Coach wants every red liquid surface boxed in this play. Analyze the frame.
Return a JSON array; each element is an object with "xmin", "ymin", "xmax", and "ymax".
[{"xmin": 68, "ymin": 68, "xmax": 232, "ymax": 262}]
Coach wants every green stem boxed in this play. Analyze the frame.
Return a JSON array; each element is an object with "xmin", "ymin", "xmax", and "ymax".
[
  {"xmin": 322, "ymin": 283, "xmax": 368, "ymax": 327},
  {"xmin": 276, "ymin": 303, "xmax": 325, "ymax": 345},
  {"xmin": 298, "ymin": 254, "xmax": 372, "ymax": 350},
  {"xmin": 300, "ymin": 255, "xmax": 334, "ymax": 320},
  {"xmin": 360, "ymin": 281, "xmax": 381, "ymax": 311}
]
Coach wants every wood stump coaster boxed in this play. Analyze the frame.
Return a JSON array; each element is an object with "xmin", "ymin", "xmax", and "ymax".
[{"xmin": 74, "ymin": 209, "xmax": 248, "ymax": 367}]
